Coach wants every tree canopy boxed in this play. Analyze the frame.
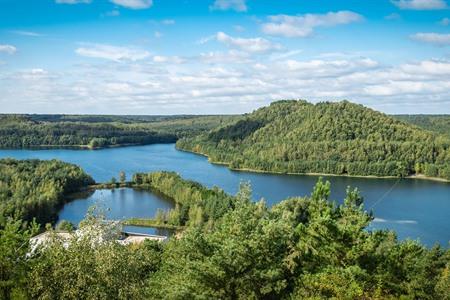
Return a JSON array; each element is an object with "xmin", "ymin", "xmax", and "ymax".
[
  {"xmin": 177, "ymin": 100, "xmax": 450, "ymax": 180},
  {"xmin": 0, "ymin": 159, "xmax": 94, "ymax": 225},
  {"xmin": 0, "ymin": 114, "xmax": 240, "ymax": 149}
]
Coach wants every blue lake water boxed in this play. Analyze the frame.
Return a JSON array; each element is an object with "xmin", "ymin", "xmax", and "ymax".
[
  {"xmin": 0, "ymin": 144, "xmax": 449, "ymax": 246},
  {"xmin": 58, "ymin": 188, "xmax": 175, "ymax": 235}
]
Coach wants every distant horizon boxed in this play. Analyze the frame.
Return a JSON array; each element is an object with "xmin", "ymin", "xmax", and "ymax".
[
  {"xmin": 1, "ymin": 0, "xmax": 450, "ymax": 114},
  {"xmin": 1, "ymin": 98, "xmax": 450, "ymax": 116}
]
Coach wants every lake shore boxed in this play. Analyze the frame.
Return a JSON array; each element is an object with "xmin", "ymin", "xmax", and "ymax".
[
  {"xmin": 0, "ymin": 142, "xmax": 167, "ymax": 151},
  {"xmin": 176, "ymin": 146, "xmax": 450, "ymax": 183}
]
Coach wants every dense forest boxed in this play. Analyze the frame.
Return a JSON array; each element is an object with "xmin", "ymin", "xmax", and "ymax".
[
  {"xmin": 394, "ymin": 114, "xmax": 450, "ymax": 139},
  {"xmin": 0, "ymin": 159, "xmax": 94, "ymax": 225},
  {"xmin": 177, "ymin": 100, "xmax": 450, "ymax": 180},
  {"xmin": 2, "ymin": 170, "xmax": 449, "ymax": 299},
  {"xmin": 0, "ymin": 114, "xmax": 240, "ymax": 149},
  {"xmin": 132, "ymin": 171, "xmax": 235, "ymax": 228}
]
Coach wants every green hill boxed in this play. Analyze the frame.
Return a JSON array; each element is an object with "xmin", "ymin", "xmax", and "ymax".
[{"xmin": 177, "ymin": 100, "xmax": 450, "ymax": 180}]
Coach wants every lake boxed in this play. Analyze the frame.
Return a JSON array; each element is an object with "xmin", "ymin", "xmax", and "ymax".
[
  {"xmin": 0, "ymin": 144, "xmax": 449, "ymax": 246},
  {"xmin": 59, "ymin": 188, "xmax": 175, "ymax": 236}
]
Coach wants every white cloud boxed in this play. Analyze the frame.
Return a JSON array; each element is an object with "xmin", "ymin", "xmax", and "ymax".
[
  {"xmin": 19, "ymin": 68, "xmax": 50, "ymax": 80},
  {"xmin": 153, "ymin": 55, "xmax": 184, "ymax": 64},
  {"xmin": 269, "ymin": 50, "xmax": 303, "ymax": 61},
  {"xmin": 276, "ymin": 58, "xmax": 379, "ymax": 77},
  {"xmin": 0, "ymin": 44, "xmax": 17, "ymax": 55},
  {"xmin": 391, "ymin": 0, "xmax": 447, "ymax": 10},
  {"xmin": 210, "ymin": 0, "xmax": 247, "ymax": 12},
  {"xmin": 400, "ymin": 59, "xmax": 450, "ymax": 75},
  {"xmin": 110, "ymin": 0, "xmax": 152, "ymax": 9},
  {"xmin": 261, "ymin": 11, "xmax": 364, "ymax": 38},
  {"xmin": 440, "ymin": 17, "xmax": 450, "ymax": 26},
  {"xmin": 55, "ymin": 0, "xmax": 92, "ymax": 4},
  {"xmin": 411, "ymin": 32, "xmax": 450, "ymax": 46},
  {"xmin": 10, "ymin": 30, "xmax": 43, "ymax": 37},
  {"xmin": 1, "ymin": 52, "xmax": 449, "ymax": 114},
  {"xmin": 214, "ymin": 32, "xmax": 282, "ymax": 53},
  {"xmin": 198, "ymin": 50, "xmax": 251, "ymax": 64},
  {"xmin": 154, "ymin": 31, "xmax": 163, "ymax": 38},
  {"xmin": 75, "ymin": 44, "xmax": 151, "ymax": 61}
]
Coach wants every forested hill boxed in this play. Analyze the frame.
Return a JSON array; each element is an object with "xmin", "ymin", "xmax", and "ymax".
[
  {"xmin": 0, "ymin": 114, "xmax": 240, "ymax": 149},
  {"xmin": 177, "ymin": 100, "xmax": 450, "ymax": 180}
]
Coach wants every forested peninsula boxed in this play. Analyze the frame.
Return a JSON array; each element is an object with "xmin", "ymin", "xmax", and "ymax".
[
  {"xmin": 177, "ymin": 100, "xmax": 450, "ymax": 181},
  {"xmin": 0, "ymin": 159, "xmax": 94, "ymax": 225}
]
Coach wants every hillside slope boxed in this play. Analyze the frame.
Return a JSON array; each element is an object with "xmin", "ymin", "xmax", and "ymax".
[{"xmin": 177, "ymin": 100, "xmax": 450, "ymax": 180}]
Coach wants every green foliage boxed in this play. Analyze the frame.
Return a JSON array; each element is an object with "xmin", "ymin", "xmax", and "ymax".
[
  {"xmin": 0, "ymin": 159, "xmax": 94, "ymax": 225},
  {"xmin": 0, "ymin": 114, "xmax": 241, "ymax": 149},
  {"xmin": 27, "ymin": 213, "xmax": 163, "ymax": 300},
  {"xmin": 131, "ymin": 171, "xmax": 235, "ymax": 228},
  {"xmin": 394, "ymin": 114, "xmax": 450, "ymax": 138},
  {"xmin": 55, "ymin": 220, "xmax": 75, "ymax": 232},
  {"xmin": 148, "ymin": 178, "xmax": 449, "ymax": 299},
  {"xmin": 0, "ymin": 217, "xmax": 39, "ymax": 299},
  {"xmin": 177, "ymin": 100, "xmax": 450, "ymax": 180}
]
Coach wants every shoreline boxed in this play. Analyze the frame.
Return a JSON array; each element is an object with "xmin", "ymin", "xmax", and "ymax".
[
  {"xmin": 176, "ymin": 146, "xmax": 450, "ymax": 183},
  {"xmin": 0, "ymin": 142, "xmax": 172, "ymax": 151}
]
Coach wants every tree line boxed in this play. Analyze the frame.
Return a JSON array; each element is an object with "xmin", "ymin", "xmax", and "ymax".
[
  {"xmin": 177, "ymin": 100, "xmax": 450, "ymax": 180},
  {"xmin": 132, "ymin": 171, "xmax": 235, "ymax": 228},
  {"xmin": 394, "ymin": 114, "xmax": 450, "ymax": 139},
  {"xmin": 0, "ymin": 114, "xmax": 240, "ymax": 149}
]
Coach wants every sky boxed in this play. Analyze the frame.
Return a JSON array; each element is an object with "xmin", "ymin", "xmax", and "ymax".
[{"xmin": 0, "ymin": 0, "xmax": 449, "ymax": 115}]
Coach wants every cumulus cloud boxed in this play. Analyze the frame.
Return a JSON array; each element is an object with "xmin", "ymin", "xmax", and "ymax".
[
  {"xmin": 400, "ymin": 59, "xmax": 450, "ymax": 75},
  {"xmin": 198, "ymin": 50, "xmax": 251, "ymax": 64},
  {"xmin": 210, "ymin": 0, "xmax": 247, "ymax": 12},
  {"xmin": 391, "ymin": 0, "xmax": 447, "ymax": 10},
  {"xmin": 0, "ymin": 44, "xmax": 17, "ymax": 55},
  {"xmin": 110, "ymin": 0, "xmax": 152, "ymax": 9},
  {"xmin": 75, "ymin": 44, "xmax": 151, "ymax": 61},
  {"xmin": 261, "ymin": 11, "xmax": 363, "ymax": 38},
  {"xmin": 55, "ymin": 0, "xmax": 92, "ymax": 4},
  {"xmin": 411, "ymin": 32, "xmax": 450, "ymax": 46},
  {"xmin": 213, "ymin": 32, "xmax": 282, "ymax": 53},
  {"xmin": 153, "ymin": 55, "xmax": 184, "ymax": 64},
  {"xmin": 3, "ymin": 54, "xmax": 450, "ymax": 114}
]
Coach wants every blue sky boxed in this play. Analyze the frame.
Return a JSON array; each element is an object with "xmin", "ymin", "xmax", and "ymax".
[{"xmin": 0, "ymin": 0, "xmax": 449, "ymax": 114}]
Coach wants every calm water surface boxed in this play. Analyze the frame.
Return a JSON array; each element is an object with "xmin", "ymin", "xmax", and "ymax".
[
  {"xmin": 58, "ymin": 188, "xmax": 175, "ymax": 235},
  {"xmin": 0, "ymin": 144, "xmax": 449, "ymax": 246}
]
